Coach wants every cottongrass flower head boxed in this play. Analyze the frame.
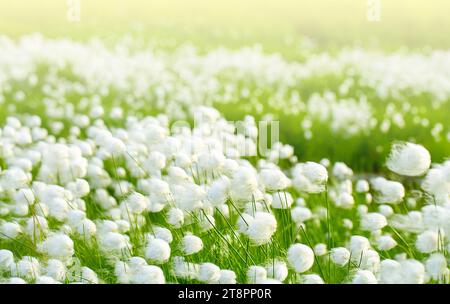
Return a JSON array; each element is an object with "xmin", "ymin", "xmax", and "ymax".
[
  {"xmin": 425, "ymin": 253, "xmax": 448, "ymax": 281},
  {"xmin": 371, "ymin": 177, "xmax": 405, "ymax": 204},
  {"xmin": 181, "ymin": 234, "xmax": 203, "ymax": 255},
  {"xmin": 271, "ymin": 191, "xmax": 293, "ymax": 209},
  {"xmin": 375, "ymin": 235, "xmax": 397, "ymax": 251},
  {"xmin": 387, "ymin": 142, "xmax": 431, "ymax": 176},
  {"xmin": 421, "ymin": 160, "xmax": 450, "ymax": 204},
  {"xmin": 400, "ymin": 259, "xmax": 425, "ymax": 284},
  {"xmin": 130, "ymin": 265, "xmax": 165, "ymax": 284},
  {"xmin": 218, "ymin": 270, "xmax": 237, "ymax": 284},
  {"xmin": 415, "ymin": 230, "xmax": 439, "ymax": 253},
  {"xmin": 245, "ymin": 212, "xmax": 277, "ymax": 246},
  {"xmin": 39, "ymin": 234, "xmax": 74, "ymax": 260},
  {"xmin": 292, "ymin": 162, "xmax": 328, "ymax": 193},
  {"xmin": 287, "ymin": 243, "xmax": 314, "ymax": 273},
  {"xmin": 247, "ymin": 265, "xmax": 267, "ymax": 283},
  {"xmin": 0, "ymin": 249, "xmax": 14, "ymax": 272},
  {"xmin": 265, "ymin": 260, "xmax": 288, "ymax": 282},
  {"xmin": 352, "ymin": 270, "xmax": 377, "ymax": 284},
  {"xmin": 360, "ymin": 212, "xmax": 387, "ymax": 232},
  {"xmin": 300, "ymin": 274, "xmax": 325, "ymax": 284},
  {"xmin": 145, "ymin": 238, "xmax": 171, "ymax": 264},
  {"xmin": 198, "ymin": 263, "xmax": 221, "ymax": 283},
  {"xmin": 259, "ymin": 168, "xmax": 290, "ymax": 191},
  {"xmin": 330, "ymin": 247, "xmax": 350, "ymax": 266}
]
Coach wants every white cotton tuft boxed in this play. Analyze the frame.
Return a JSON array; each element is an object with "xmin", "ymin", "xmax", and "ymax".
[
  {"xmin": 330, "ymin": 247, "xmax": 350, "ymax": 266},
  {"xmin": 245, "ymin": 212, "xmax": 277, "ymax": 245},
  {"xmin": 375, "ymin": 235, "xmax": 397, "ymax": 251},
  {"xmin": 287, "ymin": 243, "xmax": 314, "ymax": 273},
  {"xmin": 371, "ymin": 177, "xmax": 405, "ymax": 204},
  {"xmin": 348, "ymin": 235, "xmax": 371, "ymax": 261},
  {"xmin": 425, "ymin": 253, "xmax": 447, "ymax": 281},
  {"xmin": 421, "ymin": 161, "xmax": 450, "ymax": 203},
  {"xmin": 130, "ymin": 265, "xmax": 165, "ymax": 284},
  {"xmin": 198, "ymin": 263, "xmax": 221, "ymax": 283},
  {"xmin": 355, "ymin": 179, "xmax": 370, "ymax": 193},
  {"xmin": 0, "ymin": 249, "xmax": 14, "ymax": 271},
  {"xmin": 98, "ymin": 232, "xmax": 130, "ymax": 253},
  {"xmin": 122, "ymin": 192, "xmax": 149, "ymax": 214},
  {"xmin": 291, "ymin": 206, "xmax": 312, "ymax": 224},
  {"xmin": 247, "ymin": 265, "xmax": 267, "ymax": 283},
  {"xmin": 400, "ymin": 259, "xmax": 425, "ymax": 284},
  {"xmin": 229, "ymin": 167, "xmax": 259, "ymax": 202},
  {"xmin": 145, "ymin": 238, "xmax": 171, "ymax": 264},
  {"xmin": 259, "ymin": 169, "xmax": 290, "ymax": 191},
  {"xmin": 167, "ymin": 207, "xmax": 184, "ymax": 228},
  {"xmin": 181, "ymin": 234, "xmax": 203, "ymax": 255},
  {"xmin": 44, "ymin": 259, "xmax": 66, "ymax": 282},
  {"xmin": 332, "ymin": 162, "xmax": 353, "ymax": 180},
  {"xmin": 218, "ymin": 269, "xmax": 237, "ymax": 284},
  {"xmin": 352, "ymin": 270, "xmax": 377, "ymax": 284},
  {"xmin": 379, "ymin": 259, "xmax": 403, "ymax": 284},
  {"xmin": 387, "ymin": 142, "xmax": 430, "ymax": 176},
  {"xmin": 173, "ymin": 256, "xmax": 199, "ymax": 280},
  {"xmin": 40, "ymin": 234, "xmax": 74, "ymax": 259},
  {"xmin": 207, "ymin": 176, "xmax": 230, "ymax": 206},
  {"xmin": 300, "ymin": 274, "xmax": 325, "ymax": 284},
  {"xmin": 0, "ymin": 222, "xmax": 22, "ymax": 239},
  {"xmin": 11, "ymin": 256, "xmax": 40, "ymax": 280},
  {"xmin": 292, "ymin": 162, "xmax": 328, "ymax": 193},
  {"xmin": 265, "ymin": 260, "xmax": 288, "ymax": 282},
  {"xmin": 415, "ymin": 230, "xmax": 439, "ymax": 253},
  {"xmin": 271, "ymin": 191, "xmax": 293, "ymax": 209},
  {"xmin": 360, "ymin": 212, "xmax": 387, "ymax": 231}
]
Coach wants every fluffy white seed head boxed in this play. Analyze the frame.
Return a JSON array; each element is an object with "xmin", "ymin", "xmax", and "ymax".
[
  {"xmin": 371, "ymin": 177, "xmax": 405, "ymax": 204},
  {"xmin": 0, "ymin": 222, "xmax": 22, "ymax": 239},
  {"xmin": 387, "ymin": 142, "xmax": 431, "ymax": 176},
  {"xmin": 246, "ymin": 212, "xmax": 277, "ymax": 246},
  {"xmin": 44, "ymin": 259, "xmax": 67, "ymax": 282},
  {"xmin": 292, "ymin": 162, "xmax": 328, "ymax": 193},
  {"xmin": 415, "ymin": 230, "xmax": 439, "ymax": 253},
  {"xmin": 247, "ymin": 265, "xmax": 267, "ymax": 283},
  {"xmin": 271, "ymin": 191, "xmax": 293, "ymax": 209},
  {"xmin": 181, "ymin": 234, "xmax": 203, "ymax": 255},
  {"xmin": 300, "ymin": 274, "xmax": 325, "ymax": 284},
  {"xmin": 218, "ymin": 269, "xmax": 237, "ymax": 284},
  {"xmin": 265, "ymin": 260, "xmax": 288, "ymax": 282},
  {"xmin": 360, "ymin": 212, "xmax": 387, "ymax": 231},
  {"xmin": 130, "ymin": 265, "xmax": 165, "ymax": 284},
  {"xmin": 0, "ymin": 249, "xmax": 14, "ymax": 271},
  {"xmin": 352, "ymin": 270, "xmax": 377, "ymax": 284},
  {"xmin": 259, "ymin": 169, "xmax": 290, "ymax": 191},
  {"xmin": 287, "ymin": 243, "xmax": 315, "ymax": 273},
  {"xmin": 145, "ymin": 238, "xmax": 171, "ymax": 264},
  {"xmin": 400, "ymin": 259, "xmax": 425, "ymax": 284},
  {"xmin": 198, "ymin": 263, "xmax": 221, "ymax": 283},
  {"xmin": 425, "ymin": 253, "xmax": 447, "ymax": 281},
  {"xmin": 375, "ymin": 235, "xmax": 397, "ymax": 251},
  {"xmin": 291, "ymin": 206, "xmax": 312, "ymax": 224},
  {"xmin": 167, "ymin": 207, "xmax": 185, "ymax": 228},
  {"xmin": 40, "ymin": 234, "xmax": 74, "ymax": 259},
  {"xmin": 331, "ymin": 247, "xmax": 350, "ymax": 266}
]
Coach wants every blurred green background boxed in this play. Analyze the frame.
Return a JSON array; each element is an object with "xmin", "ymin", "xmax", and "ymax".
[{"xmin": 1, "ymin": 0, "xmax": 450, "ymax": 55}]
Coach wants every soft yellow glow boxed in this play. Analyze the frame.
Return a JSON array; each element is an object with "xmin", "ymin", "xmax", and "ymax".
[{"xmin": 0, "ymin": 0, "xmax": 448, "ymax": 48}]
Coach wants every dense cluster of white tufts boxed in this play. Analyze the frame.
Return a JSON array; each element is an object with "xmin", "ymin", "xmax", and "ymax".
[{"xmin": 0, "ymin": 36, "xmax": 449, "ymax": 285}]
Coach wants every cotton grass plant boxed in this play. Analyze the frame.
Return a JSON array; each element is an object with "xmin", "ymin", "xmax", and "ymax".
[{"xmin": 0, "ymin": 36, "xmax": 449, "ymax": 284}]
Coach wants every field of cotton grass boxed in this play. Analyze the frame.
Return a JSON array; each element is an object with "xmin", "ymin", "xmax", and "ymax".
[{"xmin": 1, "ymin": 2, "xmax": 450, "ymax": 285}]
